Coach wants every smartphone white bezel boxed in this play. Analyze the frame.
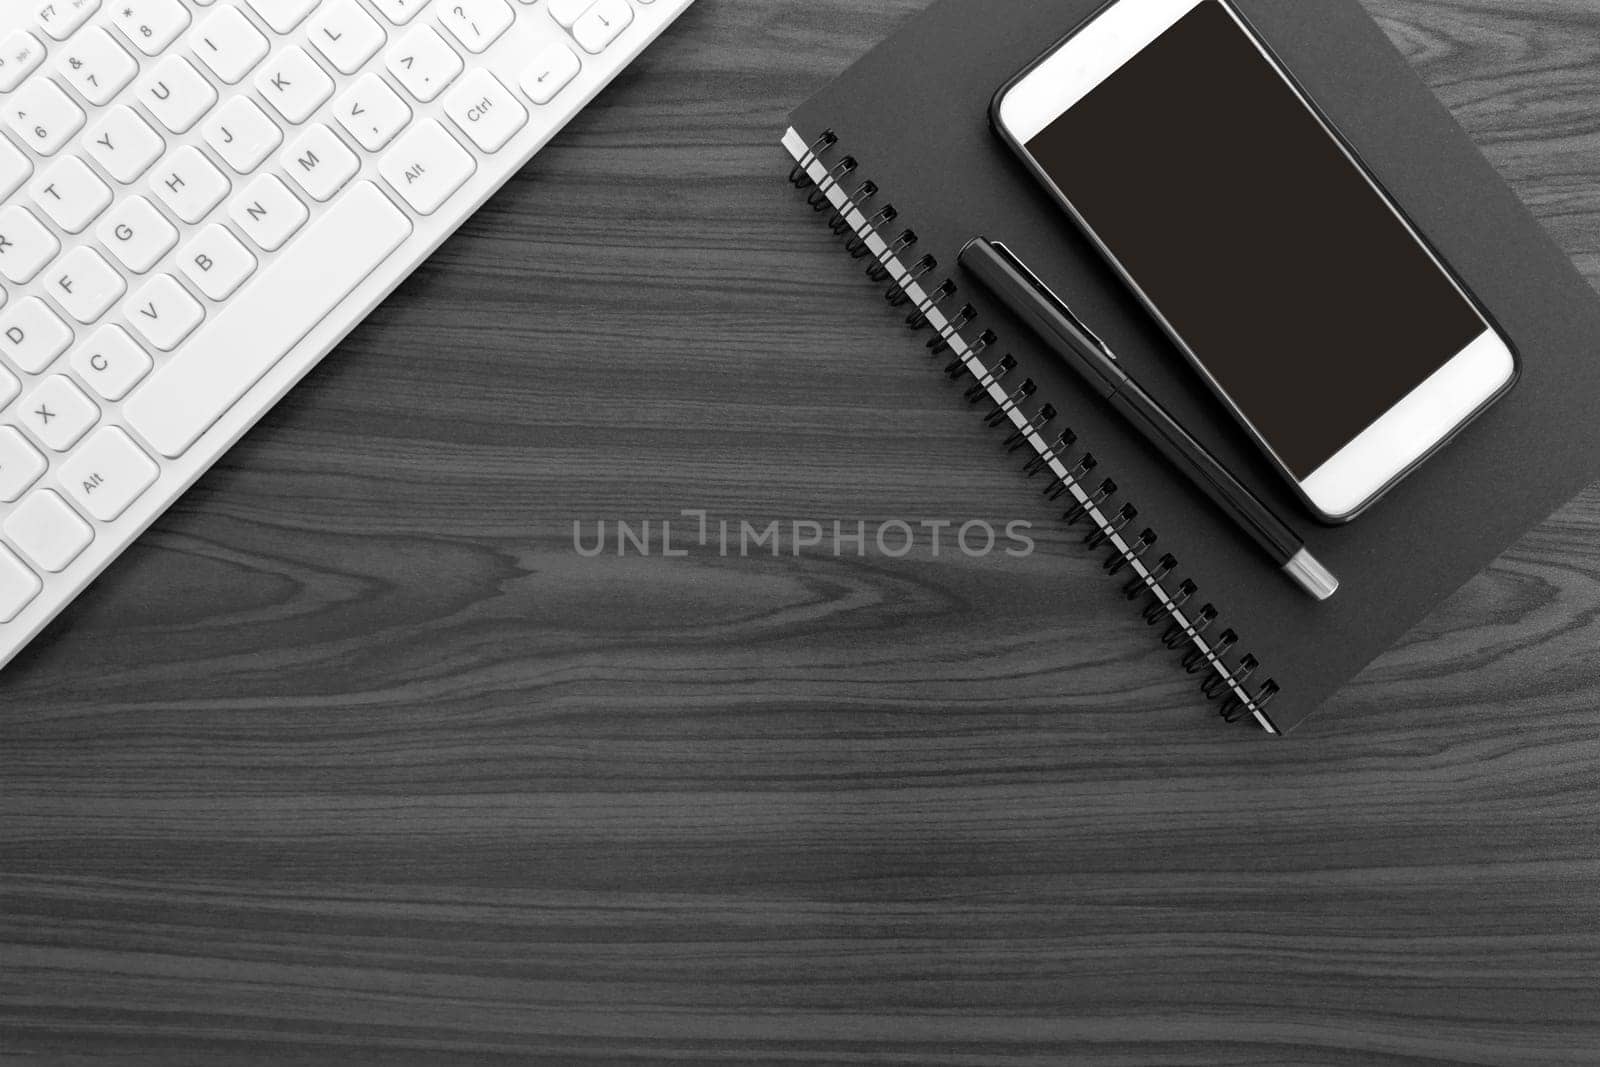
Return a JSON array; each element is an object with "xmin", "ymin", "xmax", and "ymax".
[{"xmin": 993, "ymin": 0, "xmax": 1517, "ymax": 522}]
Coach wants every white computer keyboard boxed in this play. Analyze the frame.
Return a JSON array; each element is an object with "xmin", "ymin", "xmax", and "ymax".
[{"xmin": 0, "ymin": 0, "xmax": 693, "ymax": 669}]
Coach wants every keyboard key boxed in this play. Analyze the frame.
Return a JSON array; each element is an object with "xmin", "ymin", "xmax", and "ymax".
[
  {"xmin": 444, "ymin": 69, "xmax": 526, "ymax": 153},
  {"xmin": 546, "ymin": 0, "xmax": 594, "ymax": 28},
  {"xmin": 97, "ymin": 195, "xmax": 179, "ymax": 274},
  {"xmin": 55, "ymin": 26, "xmax": 137, "ymax": 106},
  {"xmin": 0, "ymin": 545, "xmax": 42, "ymax": 622},
  {"xmin": 4, "ymin": 489, "xmax": 92, "ymax": 572},
  {"xmin": 126, "ymin": 274, "xmax": 204, "ymax": 351},
  {"xmin": 30, "ymin": 155, "xmax": 112, "ymax": 234},
  {"xmin": 151, "ymin": 145, "xmax": 230, "ymax": 224},
  {"xmin": 202, "ymin": 96, "xmax": 283, "ymax": 174},
  {"xmin": 22, "ymin": 374, "xmax": 98, "ymax": 451},
  {"xmin": 125, "ymin": 182, "xmax": 412, "ymax": 458},
  {"xmin": 520, "ymin": 42, "xmax": 581, "ymax": 106},
  {"xmin": 110, "ymin": 0, "xmax": 192, "ymax": 58},
  {"xmin": 180, "ymin": 223, "xmax": 256, "ymax": 300},
  {"xmin": 4, "ymin": 78, "xmax": 85, "ymax": 156},
  {"xmin": 379, "ymin": 119, "xmax": 475, "ymax": 215},
  {"xmin": 140, "ymin": 55, "xmax": 217, "ymax": 134},
  {"xmin": 368, "ymin": 0, "xmax": 427, "ymax": 26},
  {"xmin": 242, "ymin": 0, "xmax": 321, "ymax": 34},
  {"xmin": 59, "ymin": 427, "xmax": 159, "ymax": 522},
  {"xmin": 83, "ymin": 106, "xmax": 165, "ymax": 184},
  {"xmin": 37, "ymin": 0, "xmax": 102, "ymax": 42},
  {"xmin": 282, "ymin": 123, "xmax": 360, "ymax": 202},
  {"xmin": 439, "ymin": 0, "xmax": 514, "ymax": 53},
  {"xmin": 572, "ymin": 0, "xmax": 633, "ymax": 54},
  {"xmin": 190, "ymin": 7, "xmax": 269, "ymax": 85},
  {"xmin": 309, "ymin": 0, "xmax": 387, "ymax": 75},
  {"xmin": 387, "ymin": 26, "xmax": 463, "ymax": 103},
  {"xmin": 256, "ymin": 45, "xmax": 335, "ymax": 124},
  {"xmin": 0, "ymin": 427, "xmax": 47, "ymax": 503},
  {"xmin": 0, "ymin": 205, "xmax": 60, "ymax": 285},
  {"xmin": 334, "ymin": 72, "xmax": 410, "ymax": 152},
  {"xmin": 49, "ymin": 246, "xmax": 126, "ymax": 324},
  {"xmin": 0, "ymin": 31, "xmax": 48, "ymax": 94},
  {"xmin": 0, "ymin": 138, "xmax": 31, "ymax": 202},
  {"xmin": 229, "ymin": 173, "xmax": 307, "ymax": 251},
  {"xmin": 0, "ymin": 297, "xmax": 73, "ymax": 372},
  {"xmin": 71, "ymin": 324, "xmax": 152, "ymax": 400}
]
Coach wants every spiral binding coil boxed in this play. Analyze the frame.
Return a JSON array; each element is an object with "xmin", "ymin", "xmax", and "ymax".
[{"xmin": 787, "ymin": 127, "xmax": 1281, "ymax": 732}]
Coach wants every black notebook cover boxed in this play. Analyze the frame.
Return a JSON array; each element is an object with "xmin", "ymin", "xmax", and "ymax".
[{"xmin": 785, "ymin": 0, "xmax": 1600, "ymax": 732}]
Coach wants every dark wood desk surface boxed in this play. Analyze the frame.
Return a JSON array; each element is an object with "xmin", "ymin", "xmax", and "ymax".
[{"xmin": 5, "ymin": 1, "xmax": 1599, "ymax": 1062}]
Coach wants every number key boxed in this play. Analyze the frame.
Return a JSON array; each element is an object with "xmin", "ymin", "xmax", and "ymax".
[
  {"xmin": 110, "ymin": 0, "xmax": 193, "ymax": 58},
  {"xmin": 4, "ymin": 77, "xmax": 85, "ymax": 156},
  {"xmin": 55, "ymin": 26, "xmax": 138, "ymax": 106}
]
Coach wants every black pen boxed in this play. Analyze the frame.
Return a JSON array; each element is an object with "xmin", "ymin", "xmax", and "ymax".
[{"xmin": 959, "ymin": 238, "xmax": 1338, "ymax": 601}]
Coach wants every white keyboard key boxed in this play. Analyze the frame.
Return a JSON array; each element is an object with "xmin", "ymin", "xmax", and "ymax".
[
  {"xmin": 439, "ymin": 0, "xmax": 514, "ymax": 53},
  {"xmin": 0, "ymin": 32, "xmax": 48, "ymax": 94},
  {"xmin": 242, "ymin": 0, "xmax": 320, "ymax": 34},
  {"xmin": 0, "ymin": 545, "xmax": 41, "ymax": 622},
  {"xmin": 0, "ymin": 297, "xmax": 73, "ymax": 372},
  {"xmin": 110, "ymin": 0, "xmax": 192, "ymax": 58},
  {"xmin": 520, "ymin": 41, "xmax": 580, "ymax": 105},
  {"xmin": 97, "ymin": 195, "xmax": 178, "ymax": 274},
  {"xmin": 387, "ymin": 26, "xmax": 462, "ymax": 103},
  {"xmin": 444, "ymin": 69, "xmax": 526, "ymax": 153},
  {"xmin": 84, "ymin": 106, "xmax": 165, "ymax": 184},
  {"xmin": 59, "ymin": 427, "xmax": 159, "ymax": 522},
  {"xmin": 4, "ymin": 489, "xmax": 92, "ymax": 572},
  {"xmin": 179, "ymin": 223, "xmax": 255, "ymax": 300},
  {"xmin": 22, "ymin": 374, "xmax": 98, "ymax": 451},
  {"xmin": 0, "ymin": 206, "xmax": 60, "ymax": 284},
  {"xmin": 309, "ymin": 0, "xmax": 387, "ymax": 75},
  {"xmin": 0, "ymin": 427, "xmax": 46, "ymax": 503},
  {"xmin": 126, "ymin": 274, "xmax": 203, "ymax": 351},
  {"xmin": 0, "ymin": 545, "xmax": 40, "ymax": 622},
  {"xmin": 4, "ymin": 78, "xmax": 85, "ymax": 156},
  {"xmin": 55, "ymin": 26, "xmax": 137, "ymax": 106},
  {"xmin": 0, "ymin": 365, "xmax": 16, "ymax": 410},
  {"xmin": 369, "ymin": 0, "xmax": 427, "ymax": 26},
  {"xmin": 49, "ymin": 246, "xmax": 126, "ymax": 324},
  {"xmin": 140, "ymin": 56, "xmax": 217, "ymax": 134},
  {"xmin": 125, "ymin": 182, "xmax": 412, "ymax": 458},
  {"xmin": 0, "ymin": 138, "xmax": 31, "ymax": 201},
  {"xmin": 334, "ymin": 72, "xmax": 410, "ymax": 152},
  {"xmin": 190, "ymin": 7, "xmax": 270, "ymax": 84},
  {"xmin": 37, "ymin": 0, "xmax": 103, "ymax": 42},
  {"xmin": 256, "ymin": 45, "xmax": 335, "ymax": 124},
  {"xmin": 30, "ymin": 155, "xmax": 112, "ymax": 234},
  {"xmin": 379, "ymin": 118, "xmax": 475, "ymax": 215},
  {"xmin": 572, "ymin": 0, "xmax": 633, "ymax": 54},
  {"xmin": 202, "ymin": 96, "xmax": 282, "ymax": 174},
  {"xmin": 229, "ymin": 173, "xmax": 307, "ymax": 251},
  {"xmin": 71, "ymin": 324, "xmax": 152, "ymax": 400},
  {"xmin": 282, "ymin": 123, "xmax": 360, "ymax": 202},
  {"xmin": 546, "ymin": 0, "xmax": 594, "ymax": 28},
  {"xmin": 151, "ymin": 145, "xmax": 230, "ymax": 224}
]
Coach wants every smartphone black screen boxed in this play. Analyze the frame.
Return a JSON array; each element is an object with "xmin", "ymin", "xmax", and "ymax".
[{"xmin": 1024, "ymin": 0, "xmax": 1486, "ymax": 479}]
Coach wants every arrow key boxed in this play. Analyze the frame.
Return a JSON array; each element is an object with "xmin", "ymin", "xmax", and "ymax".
[
  {"xmin": 519, "ymin": 42, "xmax": 580, "ymax": 106},
  {"xmin": 571, "ymin": 0, "xmax": 633, "ymax": 55}
]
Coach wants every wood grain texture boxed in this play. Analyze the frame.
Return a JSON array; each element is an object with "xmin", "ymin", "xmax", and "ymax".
[{"xmin": 3, "ymin": 0, "xmax": 1600, "ymax": 1063}]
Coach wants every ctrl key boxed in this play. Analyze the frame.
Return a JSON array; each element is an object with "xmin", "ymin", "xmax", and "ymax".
[
  {"xmin": 0, "ymin": 545, "xmax": 41, "ymax": 623},
  {"xmin": 3, "ymin": 489, "xmax": 92, "ymax": 575}
]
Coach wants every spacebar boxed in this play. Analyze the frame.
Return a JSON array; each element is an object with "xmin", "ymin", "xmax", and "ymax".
[{"xmin": 125, "ymin": 182, "xmax": 413, "ymax": 459}]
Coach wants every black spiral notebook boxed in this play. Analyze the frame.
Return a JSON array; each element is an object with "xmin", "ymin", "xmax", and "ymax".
[{"xmin": 784, "ymin": 0, "xmax": 1600, "ymax": 734}]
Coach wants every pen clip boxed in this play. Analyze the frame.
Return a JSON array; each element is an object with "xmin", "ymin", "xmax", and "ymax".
[{"xmin": 989, "ymin": 240, "xmax": 1116, "ymax": 361}]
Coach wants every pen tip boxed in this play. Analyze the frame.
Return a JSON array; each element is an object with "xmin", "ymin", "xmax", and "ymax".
[{"xmin": 1285, "ymin": 549, "xmax": 1340, "ymax": 601}]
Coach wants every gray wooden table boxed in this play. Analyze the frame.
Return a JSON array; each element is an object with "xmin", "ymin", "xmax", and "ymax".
[{"xmin": 4, "ymin": 1, "xmax": 1599, "ymax": 1062}]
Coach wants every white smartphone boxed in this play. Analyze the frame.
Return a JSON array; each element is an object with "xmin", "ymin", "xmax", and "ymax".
[{"xmin": 991, "ymin": 0, "xmax": 1518, "ymax": 523}]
